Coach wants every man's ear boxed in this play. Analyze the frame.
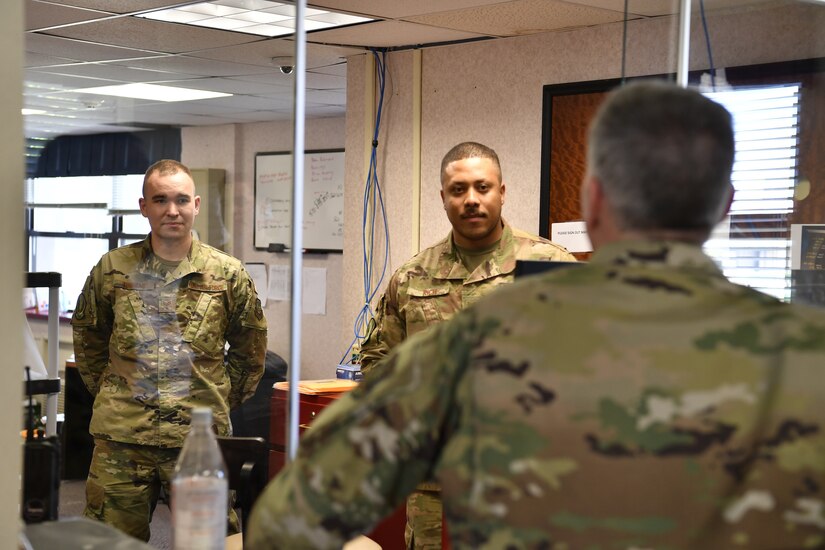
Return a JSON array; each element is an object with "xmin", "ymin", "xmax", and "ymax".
[
  {"xmin": 439, "ymin": 188, "xmax": 445, "ymax": 208},
  {"xmin": 138, "ymin": 197, "xmax": 148, "ymax": 218},
  {"xmin": 193, "ymin": 195, "xmax": 201, "ymax": 216},
  {"xmin": 500, "ymin": 182, "xmax": 506, "ymax": 205},
  {"xmin": 581, "ymin": 175, "xmax": 603, "ymax": 225},
  {"xmin": 719, "ymin": 182, "xmax": 734, "ymax": 222}
]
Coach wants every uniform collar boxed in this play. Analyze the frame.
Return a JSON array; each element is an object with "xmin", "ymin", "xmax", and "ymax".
[
  {"xmin": 137, "ymin": 234, "xmax": 205, "ymax": 283},
  {"xmin": 590, "ymin": 239, "xmax": 723, "ymax": 275},
  {"xmin": 436, "ymin": 220, "xmax": 514, "ymax": 281}
]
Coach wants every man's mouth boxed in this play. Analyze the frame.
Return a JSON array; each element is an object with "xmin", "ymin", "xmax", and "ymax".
[{"xmin": 462, "ymin": 212, "xmax": 485, "ymax": 220}]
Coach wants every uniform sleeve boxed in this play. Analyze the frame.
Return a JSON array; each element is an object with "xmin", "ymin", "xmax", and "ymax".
[
  {"xmin": 70, "ymin": 262, "xmax": 112, "ymax": 396},
  {"xmin": 225, "ymin": 267, "xmax": 268, "ymax": 409},
  {"xmin": 358, "ymin": 274, "xmax": 406, "ymax": 375},
  {"xmin": 246, "ymin": 317, "xmax": 466, "ymax": 550}
]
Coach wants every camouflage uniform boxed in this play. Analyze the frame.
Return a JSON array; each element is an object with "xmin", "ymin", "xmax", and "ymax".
[
  {"xmin": 72, "ymin": 236, "xmax": 267, "ymax": 541},
  {"xmin": 358, "ymin": 222, "xmax": 574, "ymax": 548},
  {"xmin": 360, "ymin": 222, "xmax": 576, "ymax": 373},
  {"xmin": 248, "ymin": 240, "xmax": 825, "ymax": 549}
]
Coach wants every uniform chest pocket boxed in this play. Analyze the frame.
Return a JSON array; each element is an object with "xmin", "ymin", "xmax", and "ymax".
[
  {"xmin": 112, "ymin": 284, "xmax": 158, "ymax": 357},
  {"xmin": 182, "ymin": 281, "xmax": 228, "ymax": 357},
  {"xmin": 403, "ymin": 286, "xmax": 453, "ymax": 335}
]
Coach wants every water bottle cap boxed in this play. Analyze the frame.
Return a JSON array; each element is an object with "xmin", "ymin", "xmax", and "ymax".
[{"xmin": 191, "ymin": 407, "xmax": 212, "ymax": 425}]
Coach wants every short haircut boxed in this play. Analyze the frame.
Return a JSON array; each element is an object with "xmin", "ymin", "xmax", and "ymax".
[
  {"xmin": 587, "ymin": 81, "xmax": 735, "ymax": 234},
  {"xmin": 440, "ymin": 142, "xmax": 502, "ymax": 185},
  {"xmin": 142, "ymin": 159, "xmax": 193, "ymax": 197}
]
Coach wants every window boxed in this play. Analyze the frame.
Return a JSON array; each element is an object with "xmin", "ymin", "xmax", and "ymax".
[
  {"xmin": 703, "ymin": 83, "xmax": 800, "ymax": 301},
  {"xmin": 25, "ymin": 175, "xmax": 149, "ymax": 313}
]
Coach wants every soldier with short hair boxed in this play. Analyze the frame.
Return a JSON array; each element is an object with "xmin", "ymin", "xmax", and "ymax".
[
  {"xmin": 247, "ymin": 82, "xmax": 825, "ymax": 549},
  {"xmin": 72, "ymin": 159, "xmax": 268, "ymax": 541},
  {"xmin": 359, "ymin": 141, "xmax": 574, "ymax": 548}
]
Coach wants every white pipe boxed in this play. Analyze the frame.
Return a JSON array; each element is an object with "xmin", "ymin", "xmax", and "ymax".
[
  {"xmin": 676, "ymin": 0, "xmax": 692, "ymax": 87},
  {"xmin": 287, "ymin": 0, "xmax": 307, "ymax": 462},
  {"xmin": 45, "ymin": 284, "xmax": 59, "ymax": 437}
]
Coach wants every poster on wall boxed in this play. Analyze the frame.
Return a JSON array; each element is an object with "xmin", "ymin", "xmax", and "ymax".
[
  {"xmin": 254, "ymin": 149, "xmax": 345, "ymax": 251},
  {"xmin": 791, "ymin": 224, "xmax": 825, "ymax": 270}
]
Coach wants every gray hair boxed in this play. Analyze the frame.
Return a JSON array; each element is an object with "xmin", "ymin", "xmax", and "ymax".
[{"xmin": 587, "ymin": 81, "xmax": 734, "ymax": 235}]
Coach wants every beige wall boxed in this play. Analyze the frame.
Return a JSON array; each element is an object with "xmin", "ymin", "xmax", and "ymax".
[
  {"xmin": 183, "ymin": 118, "xmax": 347, "ymax": 380},
  {"xmin": 4, "ymin": 0, "xmax": 23, "ymax": 545},
  {"xmin": 341, "ymin": 2, "xmax": 825, "ymax": 355}
]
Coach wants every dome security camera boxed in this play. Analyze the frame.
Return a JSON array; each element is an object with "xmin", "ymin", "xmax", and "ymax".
[{"xmin": 279, "ymin": 65, "xmax": 294, "ymax": 75}]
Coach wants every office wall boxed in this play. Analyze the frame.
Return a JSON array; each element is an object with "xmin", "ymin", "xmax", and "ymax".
[
  {"xmin": 341, "ymin": 2, "xmax": 825, "ymax": 355},
  {"xmin": 183, "ymin": 117, "xmax": 347, "ymax": 380},
  {"xmin": 3, "ymin": 1, "xmax": 23, "ymax": 545}
]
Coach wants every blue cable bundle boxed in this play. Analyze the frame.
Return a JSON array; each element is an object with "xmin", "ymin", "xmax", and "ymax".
[{"xmin": 340, "ymin": 48, "xmax": 390, "ymax": 366}]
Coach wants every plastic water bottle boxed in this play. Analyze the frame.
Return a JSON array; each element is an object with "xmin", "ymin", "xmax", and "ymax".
[{"xmin": 171, "ymin": 407, "xmax": 228, "ymax": 550}]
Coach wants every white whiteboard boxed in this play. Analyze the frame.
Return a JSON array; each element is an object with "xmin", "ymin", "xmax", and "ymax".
[{"xmin": 254, "ymin": 150, "xmax": 344, "ymax": 251}]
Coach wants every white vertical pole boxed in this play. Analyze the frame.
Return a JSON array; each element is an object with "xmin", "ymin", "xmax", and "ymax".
[
  {"xmin": 286, "ymin": 0, "xmax": 307, "ymax": 462},
  {"xmin": 45, "ymin": 284, "xmax": 59, "ymax": 437},
  {"xmin": 676, "ymin": 0, "xmax": 692, "ymax": 87},
  {"xmin": 411, "ymin": 50, "xmax": 422, "ymax": 255}
]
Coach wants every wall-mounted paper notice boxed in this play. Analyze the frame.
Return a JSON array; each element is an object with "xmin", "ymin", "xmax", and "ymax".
[
  {"xmin": 245, "ymin": 263, "xmax": 268, "ymax": 307},
  {"xmin": 551, "ymin": 221, "xmax": 593, "ymax": 253},
  {"xmin": 302, "ymin": 267, "xmax": 327, "ymax": 315},
  {"xmin": 268, "ymin": 265, "xmax": 290, "ymax": 302}
]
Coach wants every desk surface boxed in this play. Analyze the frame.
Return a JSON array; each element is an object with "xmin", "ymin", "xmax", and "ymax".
[{"xmin": 24, "ymin": 517, "xmax": 152, "ymax": 550}]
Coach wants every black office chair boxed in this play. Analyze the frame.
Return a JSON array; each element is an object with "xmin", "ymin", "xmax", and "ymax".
[
  {"xmin": 229, "ymin": 351, "xmax": 288, "ymax": 443},
  {"xmin": 216, "ymin": 436, "xmax": 268, "ymax": 545}
]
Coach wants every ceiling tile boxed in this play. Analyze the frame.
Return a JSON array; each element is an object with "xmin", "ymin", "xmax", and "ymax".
[
  {"xmin": 111, "ymin": 55, "xmax": 278, "ymax": 78},
  {"xmin": 562, "ymin": 0, "xmax": 779, "ymax": 17},
  {"xmin": 307, "ymin": 0, "xmax": 513, "ymax": 19},
  {"xmin": 183, "ymin": 38, "xmax": 362, "ymax": 71},
  {"xmin": 40, "ymin": 1, "xmax": 191, "ymax": 14},
  {"xmin": 39, "ymin": 14, "xmax": 263, "ymax": 54},
  {"xmin": 26, "ymin": 0, "xmax": 113, "ymax": 31},
  {"xmin": 30, "ymin": 63, "xmax": 201, "ymax": 83},
  {"xmin": 25, "ymin": 71, "xmax": 124, "ymax": 92},
  {"xmin": 161, "ymin": 77, "xmax": 292, "ymax": 95},
  {"xmin": 406, "ymin": 0, "xmax": 629, "ymax": 38},
  {"xmin": 308, "ymin": 62, "xmax": 347, "ymax": 77},
  {"xmin": 26, "ymin": 33, "xmax": 163, "ymax": 63},
  {"xmin": 306, "ymin": 20, "xmax": 489, "ymax": 48},
  {"xmin": 559, "ymin": 0, "xmax": 679, "ymax": 17}
]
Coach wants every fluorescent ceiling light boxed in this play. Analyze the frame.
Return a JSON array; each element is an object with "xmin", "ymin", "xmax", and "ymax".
[
  {"xmin": 137, "ymin": 0, "xmax": 372, "ymax": 38},
  {"xmin": 74, "ymin": 83, "xmax": 231, "ymax": 102},
  {"xmin": 22, "ymin": 109, "xmax": 46, "ymax": 115}
]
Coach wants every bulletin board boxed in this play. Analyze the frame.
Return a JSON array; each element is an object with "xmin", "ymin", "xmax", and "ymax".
[{"xmin": 254, "ymin": 149, "xmax": 345, "ymax": 251}]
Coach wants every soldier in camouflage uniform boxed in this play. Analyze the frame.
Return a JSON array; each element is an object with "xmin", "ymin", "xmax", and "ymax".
[
  {"xmin": 72, "ymin": 159, "xmax": 268, "ymax": 541},
  {"xmin": 359, "ymin": 142, "xmax": 574, "ymax": 548},
  {"xmin": 247, "ymin": 82, "xmax": 825, "ymax": 549}
]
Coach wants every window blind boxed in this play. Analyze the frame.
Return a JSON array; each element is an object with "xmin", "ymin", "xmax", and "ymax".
[{"xmin": 703, "ymin": 83, "xmax": 800, "ymax": 301}]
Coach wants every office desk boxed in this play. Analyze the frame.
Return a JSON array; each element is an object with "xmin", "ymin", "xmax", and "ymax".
[
  {"xmin": 24, "ymin": 517, "xmax": 152, "ymax": 550},
  {"xmin": 269, "ymin": 388, "xmax": 407, "ymax": 549}
]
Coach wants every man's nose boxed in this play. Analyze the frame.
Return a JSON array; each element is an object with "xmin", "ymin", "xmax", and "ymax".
[
  {"xmin": 166, "ymin": 202, "xmax": 180, "ymax": 216},
  {"xmin": 464, "ymin": 188, "xmax": 480, "ymax": 206}
]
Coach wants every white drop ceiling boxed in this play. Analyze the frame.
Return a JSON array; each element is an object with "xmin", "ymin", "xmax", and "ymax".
[{"xmin": 24, "ymin": 0, "xmax": 784, "ymax": 143}]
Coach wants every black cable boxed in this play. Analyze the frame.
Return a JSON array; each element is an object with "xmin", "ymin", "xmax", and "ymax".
[
  {"xmin": 621, "ymin": 0, "xmax": 629, "ymax": 85},
  {"xmin": 699, "ymin": 0, "xmax": 716, "ymax": 89}
]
